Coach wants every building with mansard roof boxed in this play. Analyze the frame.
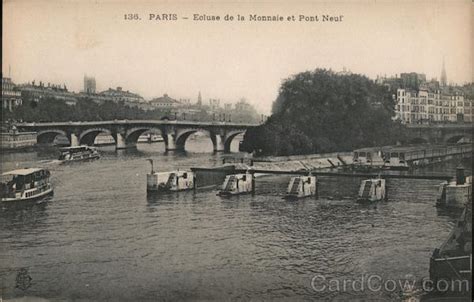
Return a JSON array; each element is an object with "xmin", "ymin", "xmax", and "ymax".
[
  {"xmin": 2, "ymin": 77, "xmax": 22, "ymax": 111},
  {"xmin": 98, "ymin": 86, "xmax": 144, "ymax": 103},
  {"xmin": 149, "ymin": 94, "xmax": 183, "ymax": 109}
]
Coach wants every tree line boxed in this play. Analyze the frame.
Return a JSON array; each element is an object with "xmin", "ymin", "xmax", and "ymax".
[
  {"xmin": 240, "ymin": 69, "xmax": 407, "ymax": 156},
  {"xmin": 2, "ymin": 98, "xmax": 169, "ymax": 122},
  {"xmin": 2, "ymin": 97, "xmax": 261, "ymax": 124}
]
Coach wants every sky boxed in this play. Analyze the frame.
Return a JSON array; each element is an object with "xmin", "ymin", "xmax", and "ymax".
[{"xmin": 3, "ymin": 0, "xmax": 473, "ymax": 114}]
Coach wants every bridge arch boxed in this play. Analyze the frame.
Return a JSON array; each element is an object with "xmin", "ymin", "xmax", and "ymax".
[
  {"xmin": 175, "ymin": 129, "xmax": 212, "ymax": 151},
  {"xmin": 79, "ymin": 128, "xmax": 114, "ymax": 146},
  {"xmin": 125, "ymin": 127, "xmax": 163, "ymax": 145},
  {"xmin": 445, "ymin": 135, "xmax": 469, "ymax": 144},
  {"xmin": 37, "ymin": 129, "xmax": 68, "ymax": 145},
  {"xmin": 224, "ymin": 130, "xmax": 245, "ymax": 153}
]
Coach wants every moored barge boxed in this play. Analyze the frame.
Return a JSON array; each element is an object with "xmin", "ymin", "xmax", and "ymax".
[
  {"xmin": 427, "ymin": 200, "xmax": 472, "ymax": 300},
  {"xmin": 146, "ymin": 160, "xmax": 195, "ymax": 193},
  {"xmin": 352, "ymin": 143, "xmax": 471, "ymax": 171}
]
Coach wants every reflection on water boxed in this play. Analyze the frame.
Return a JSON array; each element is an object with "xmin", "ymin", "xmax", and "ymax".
[{"xmin": 0, "ymin": 139, "xmax": 471, "ymax": 301}]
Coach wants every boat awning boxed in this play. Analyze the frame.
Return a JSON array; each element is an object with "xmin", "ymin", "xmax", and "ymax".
[{"xmin": 2, "ymin": 168, "xmax": 44, "ymax": 176}]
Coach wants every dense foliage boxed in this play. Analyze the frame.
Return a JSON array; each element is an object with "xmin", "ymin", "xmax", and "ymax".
[
  {"xmin": 241, "ymin": 69, "xmax": 406, "ymax": 156},
  {"xmin": 2, "ymin": 98, "xmax": 261, "ymax": 123},
  {"xmin": 2, "ymin": 98, "xmax": 168, "ymax": 122},
  {"xmin": 461, "ymin": 83, "xmax": 474, "ymax": 100}
]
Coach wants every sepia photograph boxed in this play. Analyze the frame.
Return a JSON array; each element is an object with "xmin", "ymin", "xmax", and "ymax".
[{"xmin": 1, "ymin": 0, "xmax": 472, "ymax": 301}]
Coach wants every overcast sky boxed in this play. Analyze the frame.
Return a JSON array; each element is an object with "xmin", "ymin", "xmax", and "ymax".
[{"xmin": 3, "ymin": 0, "xmax": 472, "ymax": 114}]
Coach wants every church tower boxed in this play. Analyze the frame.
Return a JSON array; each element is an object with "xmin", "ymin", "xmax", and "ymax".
[
  {"xmin": 440, "ymin": 57, "xmax": 447, "ymax": 87},
  {"xmin": 197, "ymin": 91, "xmax": 202, "ymax": 106}
]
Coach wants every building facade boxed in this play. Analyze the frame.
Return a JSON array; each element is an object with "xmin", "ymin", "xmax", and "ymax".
[
  {"xmin": 395, "ymin": 88, "xmax": 473, "ymax": 124},
  {"xmin": 99, "ymin": 87, "xmax": 144, "ymax": 103},
  {"xmin": 209, "ymin": 99, "xmax": 221, "ymax": 111},
  {"xmin": 18, "ymin": 81, "xmax": 77, "ymax": 105},
  {"xmin": 149, "ymin": 94, "xmax": 183, "ymax": 109},
  {"xmin": 400, "ymin": 73, "xmax": 426, "ymax": 90},
  {"xmin": 84, "ymin": 75, "xmax": 96, "ymax": 94},
  {"xmin": 2, "ymin": 77, "xmax": 22, "ymax": 111}
]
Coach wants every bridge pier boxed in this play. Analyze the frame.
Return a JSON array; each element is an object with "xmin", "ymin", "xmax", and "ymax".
[
  {"xmin": 69, "ymin": 133, "xmax": 79, "ymax": 147},
  {"xmin": 212, "ymin": 134, "xmax": 225, "ymax": 152},
  {"xmin": 115, "ymin": 132, "xmax": 136, "ymax": 149},
  {"xmin": 164, "ymin": 133, "xmax": 182, "ymax": 151}
]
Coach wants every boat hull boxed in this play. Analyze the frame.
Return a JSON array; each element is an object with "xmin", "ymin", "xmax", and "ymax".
[
  {"xmin": 1, "ymin": 187, "xmax": 54, "ymax": 202},
  {"xmin": 60, "ymin": 154, "xmax": 100, "ymax": 164}
]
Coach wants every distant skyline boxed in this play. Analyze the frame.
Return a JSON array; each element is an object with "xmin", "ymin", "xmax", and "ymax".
[{"xmin": 3, "ymin": 0, "xmax": 472, "ymax": 114}]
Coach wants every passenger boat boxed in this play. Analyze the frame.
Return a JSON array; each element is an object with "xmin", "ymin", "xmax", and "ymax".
[
  {"xmin": 217, "ymin": 173, "xmax": 254, "ymax": 196},
  {"xmin": 138, "ymin": 134, "xmax": 163, "ymax": 143},
  {"xmin": 356, "ymin": 177, "xmax": 386, "ymax": 203},
  {"xmin": 284, "ymin": 175, "xmax": 317, "ymax": 199},
  {"xmin": 0, "ymin": 168, "xmax": 53, "ymax": 202},
  {"xmin": 146, "ymin": 160, "xmax": 194, "ymax": 193},
  {"xmin": 428, "ymin": 202, "xmax": 471, "ymax": 299},
  {"xmin": 58, "ymin": 146, "xmax": 100, "ymax": 163}
]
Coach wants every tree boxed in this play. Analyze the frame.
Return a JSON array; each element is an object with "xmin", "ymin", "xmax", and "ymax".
[
  {"xmin": 241, "ymin": 69, "xmax": 403, "ymax": 155},
  {"xmin": 3, "ymin": 97, "xmax": 171, "ymax": 122}
]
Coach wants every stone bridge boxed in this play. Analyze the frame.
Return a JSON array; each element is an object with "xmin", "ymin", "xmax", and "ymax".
[
  {"xmin": 405, "ymin": 123, "xmax": 473, "ymax": 144},
  {"xmin": 15, "ymin": 120, "xmax": 259, "ymax": 152}
]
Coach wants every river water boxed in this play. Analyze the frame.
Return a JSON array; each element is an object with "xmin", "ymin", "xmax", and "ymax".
[{"xmin": 0, "ymin": 139, "xmax": 471, "ymax": 301}]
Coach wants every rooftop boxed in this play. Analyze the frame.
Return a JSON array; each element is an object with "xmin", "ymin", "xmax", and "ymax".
[
  {"xmin": 2, "ymin": 168, "xmax": 45, "ymax": 176},
  {"xmin": 150, "ymin": 94, "xmax": 180, "ymax": 104}
]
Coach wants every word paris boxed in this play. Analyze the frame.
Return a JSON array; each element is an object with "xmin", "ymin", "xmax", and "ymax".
[{"xmin": 141, "ymin": 13, "xmax": 344, "ymax": 22}]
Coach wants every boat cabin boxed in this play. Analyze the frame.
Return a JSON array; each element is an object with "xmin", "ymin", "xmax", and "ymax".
[
  {"xmin": 381, "ymin": 146, "xmax": 414, "ymax": 170},
  {"xmin": 357, "ymin": 178, "xmax": 386, "ymax": 203},
  {"xmin": 59, "ymin": 145, "xmax": 100, "ymax": 161},
  {"xmin": 285, "ymin": 176, "xmax": 317, "ymax": 199},
  {"xmin": 147, "ymin": 170, "xmax": 195, "ymax": 192},
  {"xmin": 0, "ymin": 168, "xmax": 53, "ymax": 202},
  {"xmin": 138, "ymin": 134, "xmax": 163, "ymax": 143},
  {"xmin": 218, "ymin": 173, "xmax": 253, "ymax": 196},
  {"xmin": 352, "ymin": 148, "xmax": 384, "ymax": 169},
  {"xmin": 429, "ymin": 203, "xmax": 472, "ymax": 297}
]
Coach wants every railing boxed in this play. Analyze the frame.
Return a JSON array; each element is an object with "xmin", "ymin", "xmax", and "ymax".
[{"xmin": 13, "ymin": 120, "xmax": 260, "ymax": 127}]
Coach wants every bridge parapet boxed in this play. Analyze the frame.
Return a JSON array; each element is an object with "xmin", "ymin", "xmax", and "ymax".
[{"xmin": 404, "ymin": 123, "xmax": 473, "ymax": 144}]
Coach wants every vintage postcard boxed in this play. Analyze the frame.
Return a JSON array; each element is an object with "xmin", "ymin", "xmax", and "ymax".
[{"xmin": 1, "ymin": 0, "xmax": 472, "ymax": 301}]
